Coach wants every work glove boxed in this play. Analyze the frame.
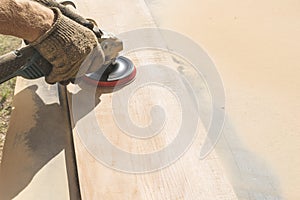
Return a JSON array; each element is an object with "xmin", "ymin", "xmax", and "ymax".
[{"xmin": 29, "ymin": 7, "xmax": 104, "ymax": 84}]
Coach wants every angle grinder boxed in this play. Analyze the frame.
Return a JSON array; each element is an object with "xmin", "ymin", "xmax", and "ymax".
[{"xmin": 0, "ymin": 2, "xmax": 136, "ymax": 87}]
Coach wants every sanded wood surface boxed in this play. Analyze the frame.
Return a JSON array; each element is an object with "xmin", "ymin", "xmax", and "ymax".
[
  {"xmin": 0, "ymin": 78, "xmax": 80, "ymax": 200},
  {"xmin": 67, "ymin": 0, "xmax": 237, "ymax": 199}
]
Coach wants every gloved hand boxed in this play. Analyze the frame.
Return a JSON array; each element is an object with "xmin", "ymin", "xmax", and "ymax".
[{"xmin": 29, "ymin": 7, "xmax": 104, "ymax": 84}]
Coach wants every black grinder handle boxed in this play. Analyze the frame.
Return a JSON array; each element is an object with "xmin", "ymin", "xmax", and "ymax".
[{"xmin": 0, "ymin": 46, "xmax": 52, "ymax": 84}]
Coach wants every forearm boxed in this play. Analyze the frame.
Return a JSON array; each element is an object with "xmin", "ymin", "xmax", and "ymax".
[{"xmin": 0, "ymin": 0, "xmax": 54, "ymax": 42}]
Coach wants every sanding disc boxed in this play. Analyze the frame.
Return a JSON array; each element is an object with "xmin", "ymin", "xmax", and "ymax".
[{"xmin": 83, "ymin": 56, "xmax": 136, "ymax": 87}]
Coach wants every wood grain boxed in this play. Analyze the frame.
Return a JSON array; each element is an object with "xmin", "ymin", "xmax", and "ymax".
[{"xmin": 67, "ymin": 0, "xmax": 237, "ymax": 199}]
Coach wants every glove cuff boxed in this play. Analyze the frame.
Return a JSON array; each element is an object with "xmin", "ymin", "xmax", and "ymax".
[
  {"xmin": 30, "ymin": 7, "xmax": 61, "ymax": 46},
  {"xmin": 30, "ymin": 7, "xmax": 97, "ymax": 55},
  {"xmin": 30, "ymin": 7, "xmax": 99, "ymax": 83}
]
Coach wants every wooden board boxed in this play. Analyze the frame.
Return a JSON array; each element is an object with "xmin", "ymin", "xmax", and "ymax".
[
  {"xmin": 67, "ymin": 0, "xmax": 237, "ymax": 199},
  {"xmin": 0, "ymin": 78, "xmax": 80, "ymax": 200}
]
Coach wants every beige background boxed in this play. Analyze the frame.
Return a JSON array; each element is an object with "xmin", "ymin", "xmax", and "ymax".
[{"xmin": 144, "ymin": 0, "xmax": 300, "ymax": 199}]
